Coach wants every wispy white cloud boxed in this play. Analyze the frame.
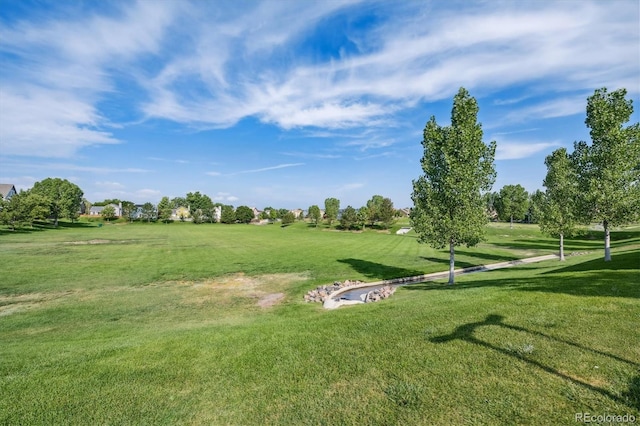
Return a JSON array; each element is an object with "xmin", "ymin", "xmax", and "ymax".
[
  {"xmin": 135, "ymin": 189, "xmax": 161, "ymax": 199},
  {"xmin": 212, "ymin": 192, "xmax": 239, "ymax": 202},
  {"xmin": 3, "ymin": 161, "xmax": 151, "ymax": 174},
  {"xmin": 495, "ymin": 141, "xmax": 560, "ymax": 160},
  {"xmin": 0, "ymin": 88, "xmax": 120, "ymax": 157},
  {"xmin": 148, "ymin": 157, "xmax": 190, "ymax": 164},
  {"xmin": 230, "ymin": 163, "xmax": 305, "ymax": 175},
  {"xmin": 139, "ymin": 1, "xmax": 638, "ymax": 133},
  {"xmin": 337, "ymin": 182, "xmax": 365, "ymax": 192},
  {"xmin": 281, "ymin": 152, "xmax": 342, "ymax": 160},
  {"xmin": 0, "ymin": 1, "xmax": 179, "ymax": 157},
  {"xmin": 95, "ymin": 181, "xmax": 125, "ymax": 189},
  {"xmin": 92, "ymin": 186, "xmax": 162, "ymax": 203},
  {"xmin": 502, "ymin": 94, "xmax": 588, "ymax": 124}
]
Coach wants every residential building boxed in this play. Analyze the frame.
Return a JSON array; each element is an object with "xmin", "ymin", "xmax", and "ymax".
[{"xmin": 0, "ymin": 184, "xmax": 17, "ymax": 201}]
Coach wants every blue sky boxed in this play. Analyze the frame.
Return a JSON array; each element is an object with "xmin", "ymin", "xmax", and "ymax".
[{"xmin": 1, "ymin": 0, "xmax": 638, "ymax": 209}]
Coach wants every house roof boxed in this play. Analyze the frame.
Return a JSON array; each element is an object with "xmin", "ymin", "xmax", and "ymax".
[{"xmin": 0, "ymin": 184, "xmax": 16, "ymax": 199}]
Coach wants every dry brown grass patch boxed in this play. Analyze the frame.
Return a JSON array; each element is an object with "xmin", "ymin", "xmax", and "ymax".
[
  {"xmin": 0, "ymin": 291, "xmax": 76, "ymax": 316},
  {"xmin": 175, "ymin": 272, "xmax": 308, "ymax": 307}
]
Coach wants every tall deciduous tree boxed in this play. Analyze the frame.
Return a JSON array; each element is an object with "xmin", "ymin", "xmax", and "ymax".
[
  {"xmin": 186, "ymin": 192, "xmax": 214, "ymax": 224},
  {"xmin": 497, "ymin": 184, "xmax": 529, "ymax": 229},
  {"xmin": 235, "ymin": 205, "xmax": 255, "ymax": 224},
  {"xmin": 30, "ymin": 178, "xmax": 83, "ymax": 226},
  {"xmin": 357, "ymin": 206, "xmax": 369, "ymax": 230},
  {"xmin": 366, "ymin": 195, "xmax": 384, "ymax": 226},
  {"xmin": 340, "ymin": 205, "xmax": 358, "ymax": 230},
  {"xmin": 378, "ymin": 197, "xmax": 395, "ymax": 229},
  {"xmin": 308, "ymin": 205, "xmax": 321, "ymax": 227},
  {"xmin": 527, "ymin": 190, "xmax": 545, "ymax": 224},
  {"xmin": 121, "ymin": 201, "xmax": 136, "ymax": 222},
  {"xmin": 411, "ymin": 88, "xmax": 496, "ymax": 284},
  {"xmin": 141, "ymin": 202, "xmax": 156, "ymax": 222},
  {"xmin": 101, "ymin": 205, "xmax": 116, "ymax": 221},
  {"xmin": 21, "ymin": 191, "xmax": 50, "ymax": 226},
  {"xmin": 220, "ymin": 205, "xmax": 236, "ymax": 224},
  {"xmin": 324, "ymin": 198, "xmax": 340, "ymax": 226},
  {"xmin": 157, "ymin": 197, "xmax": 172, "ymax": 223},
  {"xmin": 572, "ymin": 88, "xmax": 640, "ymax": 261},
  {"xmin": 281, "ymin": 211, "xmax": 296, "ymax": 226},
  {"xmin": 540, "ymin": 148, "xmax": 579, "ymax": 260}
]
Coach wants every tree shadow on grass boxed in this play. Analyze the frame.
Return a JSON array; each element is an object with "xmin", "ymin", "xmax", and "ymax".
[
  {"xmin": 542, "ymin": 250, "xmax": 640, "ymax": 274},
  {"xmin": 418, "ymin": 249, "xmax": 522, "ymax": 272},
  {"xmin": 429, "ymin": 314, "xmax": 639, "ymax": 410},
  {"xmin": 337, "ymin": 258, "xmax": 424, "ymax": 280},
  {"xmin": 0, "ymin": 227, "xmax": 44, "ymax": 236},
  {"xmin": 0, "ymin": 221, "xmax": 96, "ymax": 235},
  {"xmin": 491, "ymin": 239, "xmax": 600, "ymax": 252},
  {"xmin": 418, "ymin": 256, "xmax": 476, "ymax": 270},
  {"xmin": 623, "ymin": 375, "xmax": 640, "ymax": 410},
  {"xmin": 455, "ymin": 249, "xmax": 520, "ymax": 263},
  {"xmin": 402, "ymin": 249, "xmax": 640, "ymax": 299}
]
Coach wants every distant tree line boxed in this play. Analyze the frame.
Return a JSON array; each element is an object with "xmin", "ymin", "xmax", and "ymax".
[
  {"xmin": 1, "ymin": 179, "xmax": 408, "ymax": 232},
  {"xmin": 303, "ymin": 194, "xmax": 400, "ymax": 231}
]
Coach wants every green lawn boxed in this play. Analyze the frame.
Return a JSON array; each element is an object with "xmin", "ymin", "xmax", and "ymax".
[{"xmin": 1, "ymin": 221, "xmax": 638, "ymax": 424}]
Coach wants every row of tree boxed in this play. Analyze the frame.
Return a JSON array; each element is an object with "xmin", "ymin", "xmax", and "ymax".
[
  {"xmin": 410, "ymin": 87, "xmax": 639, "ymax": 285},
  {"xmin": 305, "ymin": 195, "xmax": 397, "ymax": 230},
  {"xmin": 95, "ymin": 192, "xmax": 400, "ymax": 229},
  {"xmin": 538, "ymin": 88, "xmax": 639, "ymax": 261},
  {"xmin": 7, "ymin": 183, "xmax": 399, "ymax": 229}
]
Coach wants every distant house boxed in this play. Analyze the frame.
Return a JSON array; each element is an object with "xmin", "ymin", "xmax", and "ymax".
[
  {"xmin": 213, "ymin": 205, "xmax": 222, "ymax": 222},
  {"xmin": 171, "ymin": 206, "xmax": 190, "ymax": 221},
  {"xmin": 290, "ymin": 208, "xmax": 304, "ymax": 218},
  {"xmin": 89, "ymin": 203, "xmax": 122, "ymax": 217},
  {"xmin": 133, "ymin": 204, "xmax": 145, "ymax": 219},
  {"xmin": 251, "ymin": 207, "xmax": 261, "ymax": 220},
  {"xmin": 0, "ymin": 184, "xmax": 17, "ymax": 201}
]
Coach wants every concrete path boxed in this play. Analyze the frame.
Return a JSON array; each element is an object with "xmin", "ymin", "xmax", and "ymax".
[{"xmin": 323, "ymin": 254, "xmax": 559, "ymax": 309}]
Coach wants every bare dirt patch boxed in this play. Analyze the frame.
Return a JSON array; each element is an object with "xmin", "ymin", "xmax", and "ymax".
[
  {"xmin": 64, "ymin": 239, "xmax": 136, "ymax": 245},
  {"xmin": 175, "ymin": 272, "xmax": 308, "ymax": 306},
  {"xmin": 257, "ymin": 293, "xmax": 285, "ymax": 308}
]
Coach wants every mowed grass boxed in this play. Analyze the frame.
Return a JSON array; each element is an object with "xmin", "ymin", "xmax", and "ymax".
[{"xmin": 0, "ymin": 221, "xmax": 638, "ymax": 425}]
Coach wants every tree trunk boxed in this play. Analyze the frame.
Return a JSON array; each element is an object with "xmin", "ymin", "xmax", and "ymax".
[
  {"xmin": 448, "ymin": 241, "xmax": 455, "ymax": 285},
  {"xmin": 510, "ymin": 215, "xmax": 513, "ymax": 229},
  {"xmin": 604, "ymin": 221, "xmax": 611, "ymax": 261},
  {"xmin": 559, "ymin": 232, "xmax": 565, "ymax": 261}
]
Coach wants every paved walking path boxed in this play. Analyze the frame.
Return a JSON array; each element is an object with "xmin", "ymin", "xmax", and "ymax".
[{"xmin": 324, "ymin": 254, "xmax": 560, "ymax": 309}]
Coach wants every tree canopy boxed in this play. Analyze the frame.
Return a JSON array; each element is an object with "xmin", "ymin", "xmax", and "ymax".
[
  {"xmin": 572, "ymin": 87, "xmax": 640, "ymax": 261},
  {"xmin": 220, "ymin": 205, "xmax": 236, "ymax": 224},
  {"xmin": 411, "ymin": 87, "xmax": 496, "ymax": 284},
  {"xmin": 539, "ymin": 148, "xmax": 579, "ymax": 260},
  {"xmin": 324, "ymin": 198, "xmax": 340, "ymax": 226},
  {"xmin": 157, "ymin": 197, "xmax": 172, "ymax": 223},
  {"xmin": 496, "ymin": 184, "xmax": 529, "ymax": 229},
  {"xmin": 235, "ymin": 206, "xmax": 255, "ymax": 224},
  {"xmin": 339, "ymin": 205, "xmax": 358, "ymax": 230},
  {"xmin": 308, "ymin": 205, "xmax": 321, "ymax": 227},
  {"xmin": 30, "ymin": 178, "xmax": 83, "ymax": 226}
]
